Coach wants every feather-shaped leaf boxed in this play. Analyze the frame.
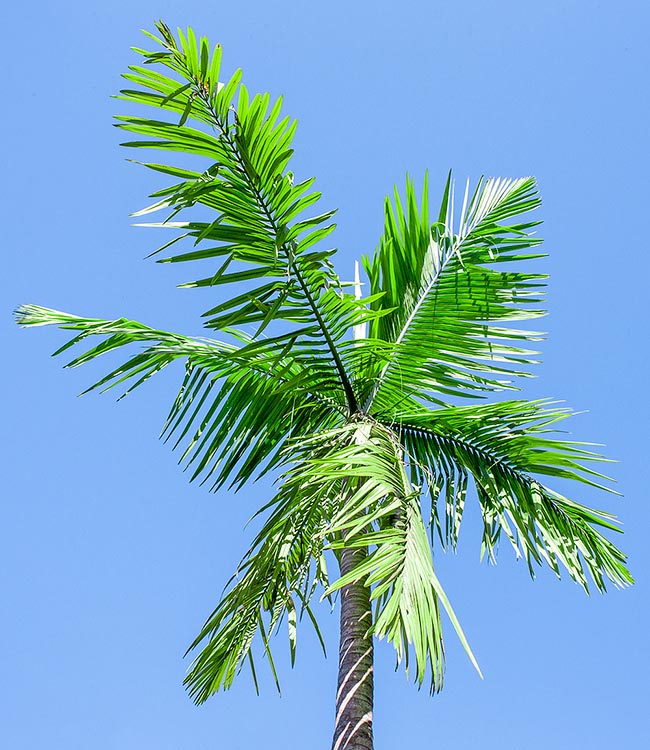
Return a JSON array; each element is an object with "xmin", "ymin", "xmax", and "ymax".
[
  {"xmin": 363, "ymin": 174, "xmax": 545, "ymax": 414},
  {"xmin": 398, "ymin": 400, "xmax": 632, "ymax": 591}
]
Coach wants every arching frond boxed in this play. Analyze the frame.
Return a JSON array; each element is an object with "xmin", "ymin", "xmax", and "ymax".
[
  {"xmin": 397, "ymin": 400, "xmax": 632, "ymax": 592},
  {"xmin": 184, "ymin": 422, "xmax": 368, "ymax": 701},
  {"xmin": 15, "ymin": 305, "xmax": 344, "ymax": 490},
  {"xmin": 184, "ymin": 444, "xmax": 335, "ymax": 700}
]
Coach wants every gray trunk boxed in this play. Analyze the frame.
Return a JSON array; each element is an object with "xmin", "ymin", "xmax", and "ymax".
[{"xmin": 331, "ymin": 546, "xmax": 374, "ymax": 750}]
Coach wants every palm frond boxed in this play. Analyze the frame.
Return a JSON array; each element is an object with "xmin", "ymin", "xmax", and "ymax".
[
  {"xmin": 184, "ymin": 416, "xmax": 464, "ymax": 695},
  {"xmin": 117, "ymin": 21, "xmax": 379, "ymax": 412},
  {"xmin": 362, "ymin": 174, "xmax": 545, "ymax": 414},
  {"xmin": 15, "ymin": 305, "xmax": 344, "ymax": 490},
  {"xmin": 396, "ymin": 400, "xmax": 633, "ymax": 592},
  {"xmin": 184, "ymin": 422, "xmax": 370, "ymax": 701},
  {"xmin": 184, "ymin": 455, "xmax": 333, "ymax": 700},
  {"xmin": 311, "ymin": 421, "xmax": 481, "ymax": 691}
]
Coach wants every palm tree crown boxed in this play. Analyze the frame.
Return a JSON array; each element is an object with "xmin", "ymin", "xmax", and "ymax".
[{"xmin": 16, "ymin": 21, "xmax": 632, "ymax": 747}]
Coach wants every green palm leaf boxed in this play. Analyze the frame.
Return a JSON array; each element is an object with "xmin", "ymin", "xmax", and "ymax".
[
  {"xmin": 185, "ymin": 422, "xmax": 388, "ymax": 700},
  {"xmin": 15, "ymin": 305, "xmax": 344, "ymax": 490},
  {"xmin": 363, "ymin": 174, "xmax": 545, "ymax": 414},
  {"xmin": 184, "ymin": 441, "xmax": 336, "ymax": 699},
  {"xmin": 397, "ymin": 400, "xmax": 632, "ymax": 591},
  {"xmin": 312, "ymin": 421, "xmax": 482, "ymax": 691},
  {"xmin": 117, "ymin": 21, "xmax": 379, "ymax": 413}
]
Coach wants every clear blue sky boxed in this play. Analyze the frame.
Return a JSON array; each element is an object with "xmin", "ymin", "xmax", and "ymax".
[{"xmin": 3, "ymin": 1, "xmax": 649, "ymax": 747}]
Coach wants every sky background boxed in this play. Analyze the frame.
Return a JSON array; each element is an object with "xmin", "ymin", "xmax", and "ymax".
[{"xmin": 3, "ymin": 1, "xmax": 649, "ymax": 748}]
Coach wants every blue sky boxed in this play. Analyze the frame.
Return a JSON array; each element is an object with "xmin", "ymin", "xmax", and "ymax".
[{"xmin": 3, "ymin": 1, "xmax": 649, "ymax": 747}]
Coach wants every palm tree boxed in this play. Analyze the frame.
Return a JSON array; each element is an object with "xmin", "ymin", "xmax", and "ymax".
[{"xmin": 16, "ymin": 22, "xmax": 632, "ymax": 750}]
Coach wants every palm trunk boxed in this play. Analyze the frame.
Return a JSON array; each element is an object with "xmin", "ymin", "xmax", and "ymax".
[{"xmin": 331, "ymin": 546, "xmax": 374, "ymax": 750}]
